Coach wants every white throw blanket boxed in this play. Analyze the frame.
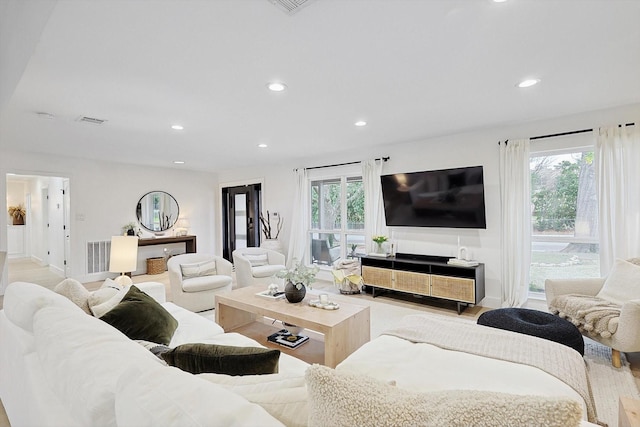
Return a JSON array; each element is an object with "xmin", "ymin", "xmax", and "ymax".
[
  {"xmin": 383, "ymin": 314, "xmax": 598, "ymax": 423},
  {"xmin": 549, "ymin": 294, "xmax": 620, "ymax": 338}
]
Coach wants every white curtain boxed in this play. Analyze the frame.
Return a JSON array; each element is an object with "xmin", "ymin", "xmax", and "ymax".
[
  {"xmin": 362, "ymin": 159, "xmax": 387, "ymax": 254},
  {"xmin": 499, "ymin": 139, "xmax": 531, "ymax": 307},
  {"xmin": 286, "ymin": 168, "xmax": 309, "ymax": 267},
  {"xmin": 595, "ymin": 123, "xmax": 640, "ymax": 275}
]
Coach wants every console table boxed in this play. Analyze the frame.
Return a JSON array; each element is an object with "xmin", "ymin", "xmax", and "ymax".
[
  {"xmin": 361, "ymin": 253, "xmax": 485, "ymax": 314},
  {"xmin": 137, "ymin": 235, "xmax": 197, "ymax": 253}
]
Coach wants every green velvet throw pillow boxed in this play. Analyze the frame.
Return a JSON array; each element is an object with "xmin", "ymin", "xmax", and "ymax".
[
  {"xmin": 161, "ymin": 343, "xmax": 280, "ymax": 376},
  {"xmin": 100, "ymin": 285, "xmax": 178, "ymax": 345}
]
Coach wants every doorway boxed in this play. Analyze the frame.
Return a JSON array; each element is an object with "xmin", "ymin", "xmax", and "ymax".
[
  {"xmin": 221, "ymin": 184, "xmax": 262, "ymax": 261},
  {"xmin": 6, "ymin": 174, "xmax": 70, "ymax": 287}
]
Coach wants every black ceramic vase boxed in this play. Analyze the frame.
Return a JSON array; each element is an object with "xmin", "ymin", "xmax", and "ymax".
[{"xmin": 284, "ymin": 281, "xmax": 306, "ymax": 303}]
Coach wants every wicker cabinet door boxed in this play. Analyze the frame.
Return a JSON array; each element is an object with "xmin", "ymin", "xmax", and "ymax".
[
  {"xmin": 430, "ymin": 274, "xmax": 475, "ymax": 303},
  {"xmin": 394, "ymin": 270, "xmax": 430, "ymax": 296},
  {"xmin": 362, "ymin": 266, "xmax": 393, "ymax": 289}
]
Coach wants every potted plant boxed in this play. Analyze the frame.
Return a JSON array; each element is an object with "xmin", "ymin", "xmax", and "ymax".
[
  {"xmin": 372, "ymin": 235, "xmax": 388, "ymax": 254},
  {"xmin": 122, "ymin": 222, "xmax": 138, "ymax": 236},
  {"xmin": 8, "ymin": 204, "xmax": 26, "ymax": 225},
  {"xmin": 276, "ymin": 259, "xmax": 319, "ymax": 303}
]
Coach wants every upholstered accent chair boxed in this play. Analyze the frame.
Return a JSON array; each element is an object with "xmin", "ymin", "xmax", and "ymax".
[
  {"xmin": 167, "ymin": 253, "xmax": 233, "ymax": 312},
  {"xmin": 311, "ymin": 238, "xmax": 340, "ymax": 265},
  {"xmin": 545, "ymin": 258, "xmax": 640, "ymax": 367},
  {"xmin": 232, "ymin": 248, "xmax": 285, "ymax": 288}
]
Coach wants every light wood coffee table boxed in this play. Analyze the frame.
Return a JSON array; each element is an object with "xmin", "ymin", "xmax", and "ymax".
[{"xmin": 215, "ymin": 285, "xmax": 370, "ymax": 368}]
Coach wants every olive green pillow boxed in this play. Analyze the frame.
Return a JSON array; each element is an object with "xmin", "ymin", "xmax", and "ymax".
[
  {"xmin": 100, "ymin": 285, "xmax": 178, "ymax": 345},
  {"xmin": 161, "ymin": 343, "xmax": 280, "ymax": 376}
]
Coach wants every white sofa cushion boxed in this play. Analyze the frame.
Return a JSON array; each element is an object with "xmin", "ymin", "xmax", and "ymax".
[
  {"xmin": 115, "ymin": 365, "xmax": 285, "ymax": 427},
  {"xmin": 596, "ymin": 258, "xmax": 640, "ymax": 305},
  {"xmin": 252, "ymin": 264, "xmax": 285, "ymax": 278},
  {"xmin": 33, "ymin": 306, "xmax": 164, "ymax": 427},
  {"xmin": 244, "ymin": 252, "xmax": 269, "ymax": 267},
  {"xmin": 4, "ymin": 281, "xmax": 83, "ymax": 333},
  {"xmin": 182, "ymin": 275, "xmax": 232, "ymax": 292},
  {"xmin": 306, "ymin": 364, "xmax": 582, "ymax": 427}
]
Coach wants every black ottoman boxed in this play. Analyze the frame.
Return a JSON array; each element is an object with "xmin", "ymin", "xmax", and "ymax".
[{"xmin": 477, "ymin": 308, "xmax": 584, "ymax": 356}]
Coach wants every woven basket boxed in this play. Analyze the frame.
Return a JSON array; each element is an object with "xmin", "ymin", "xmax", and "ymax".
[{"xmin": 146, "ymin": 257, "xmax": 166, "ymax": 275}]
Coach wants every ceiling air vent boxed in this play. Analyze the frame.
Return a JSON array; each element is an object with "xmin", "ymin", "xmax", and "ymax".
[
  {"xmin": 267, "ymin": 0, "xmax": 315, "ymax": 15},
  {"xmin": 76, "ymin": 116, "xmax": 107, "ymax": 125}
]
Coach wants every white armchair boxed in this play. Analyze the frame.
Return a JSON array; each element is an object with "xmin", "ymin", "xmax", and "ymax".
[
  {"xmin": 167, "ymin": 253, "xmax": 233, "ymax": 312},
  {"xmin": 545, "ymin": 259, "xmax": 640, "ymax": 368},
  {"xmin": 232, "ymin": 248, "xmax": 285, "ymax": 288}
]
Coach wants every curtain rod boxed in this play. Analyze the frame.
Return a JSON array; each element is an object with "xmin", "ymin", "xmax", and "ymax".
[
  {"xmin": 499, "ymin": 122, "xmax": 635, "ymax": 144},
  {"xmin": 302, "ymin": 156, "xmax": 390, "ymax": 171}
]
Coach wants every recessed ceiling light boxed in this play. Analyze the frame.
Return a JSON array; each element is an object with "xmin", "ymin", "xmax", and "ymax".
[
  {"xmin": 173, "ymin": 160, "xmax": 185, "ymax": 164},
  {"xmin": 517, "ymin": 79, "xmax": 540, "ymax": 88},
  {"xmin": 267, "ymin": 82, "xmax": 287, "ymax": 92},
  {"xmin": 355, "ymin": 121, "xmax": 367, "ymax": 127},
  {"xmin": 258, "ymin": 143, "xmax": 268, "ymax": 148},
  {"xmin": 171, "ymin": 125, "xmax": 184, "ymax": 130},
  {"xmin": 493, "ymin": 0, "xmax": 508, "ymax": 3}
]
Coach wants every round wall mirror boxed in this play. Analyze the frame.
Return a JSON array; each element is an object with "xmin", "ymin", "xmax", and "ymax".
[{"xmin": 136, "ymin": 191, "xmax": 179, "ymax": 233}]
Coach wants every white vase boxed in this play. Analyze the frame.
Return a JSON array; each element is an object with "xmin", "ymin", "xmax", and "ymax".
[{"xmin": 261, "ymin": 238, "xmax": 284, "ymax": 254}]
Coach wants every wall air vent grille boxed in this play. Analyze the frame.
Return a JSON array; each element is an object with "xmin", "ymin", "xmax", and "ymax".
[
  {"xmin": 267, "ymin": 0, "xmax": 314, "ymax": 15},
  {"xmin": 87, "ymin": 240, "xmax": 111, "ymax": 274},
  {"xmin": 76, "ymin": 116, "xmax": 107, "ymax": 125}
]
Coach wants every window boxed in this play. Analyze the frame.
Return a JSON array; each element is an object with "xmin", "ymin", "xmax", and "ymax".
[
  {"xmin": 310, "ymin": 176, "xmax": 365, "ymax": 266},
  {"xmin": 529, "ymin": 149, "xmax": 599, "ymax": 294}
]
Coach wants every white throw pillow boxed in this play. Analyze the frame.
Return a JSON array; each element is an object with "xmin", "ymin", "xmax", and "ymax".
[
  {"xmin": 180, "ymin": 260, "xmax": 217, "ymax": 279},
  {"xmin": 54, "ymin": 278, "xmax": 91, "ymax": 314},
  {"xmin": 305, "ymin": 365, "xmax": 582, "ymax": 427},
  {"xmin": 244, "ymin": 252, "xmax": 269, "ymax": 267},
  {"xmin": 596, "ymin": 258, "xmax": 640, "ymax": 305},
  {"xmin": 90, "ymin": 284, "xmax": 130, "ymax": 318},
  {"xmin": 115, "ymin": 365, "xmax": 285, "ymax": 427}
]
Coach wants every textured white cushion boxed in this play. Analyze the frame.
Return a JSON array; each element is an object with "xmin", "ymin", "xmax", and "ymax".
[
  {"xmin": 90, "ymin": 285, "xmax": 130, "ymax": 318},
  {"xmin": 182, "ymin": 275, "xmax": 232, "ymax": 292},
  {"xmin": 3, "ymin": 281, "xmax": 82, "ymax": 332},
  {"xmin": 33, "ymin": 306, "xmax": 164, "ymax": 427},
  {"xmin": 244, "ymin": 252, "xmax": 269, "ymax": 267},
  {"xmin": 115, "ymin": 365, "xmax": 285, "ymax": 427},
  {"xmin": 597, "ymin": 258, "xmax": 640, "ymax": 305},
  {"xmin": 252, "ymin": 264, "xmax": 285, "ymax": 278},
  {"xmin": 305, "ymin": 365, "xmax": 582, "ymax": 427},
  {"xmin": 54, "ymin": 278, "xmax": 91, "ymax": 314},
  {"xmin": 199, "ymin": 372, "xmax": 308, "ymax": 427},
  {"xmin": 180, "ymin": 260, "xmax": 217, "ymax": 279}
]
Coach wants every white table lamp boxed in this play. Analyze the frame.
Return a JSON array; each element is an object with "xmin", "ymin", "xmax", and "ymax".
[{"xmin": 109, "ymin": 236, "xmax": 138, "ymax": 286}]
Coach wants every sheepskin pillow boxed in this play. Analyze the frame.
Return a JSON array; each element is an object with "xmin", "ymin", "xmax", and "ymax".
[
  {"xmin": 180, "ymin": 260, "xmax": 217, "ymax": 279},
  {"xmin": 54, "ymin": 278, "xmax": 91, "ymax": 314},
  {"xmin": 596, "ymin": 258, "xmax": 640, "ymax": 305},
  {"xmin": 99, "ymin": 285, "xmax": 178, "ymax": 345},
  {"xmin": 305, "ymin": 365, "xmax": 582, "ymax": 427},
  {"xmin": 161, "ymin": 343, "xmax": 280, "ymax": 376}
]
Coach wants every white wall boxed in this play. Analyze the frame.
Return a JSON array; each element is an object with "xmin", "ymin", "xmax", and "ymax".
[
  {"xmin": 218, "ymin": 103, "xmax": 640, "ymax": 308},
  {"xmin": 0, "ymin": 151, "xmax": 218, "ymax": 292}
]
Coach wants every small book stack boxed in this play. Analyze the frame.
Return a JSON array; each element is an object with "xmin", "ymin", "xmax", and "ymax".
[
  {"xmin": 447, "ymin": 258, "xmax": 479, "ymax": 267},
  {"xmin": 267, "ymin": 329, "xmax": 309, "ymax": 349}
]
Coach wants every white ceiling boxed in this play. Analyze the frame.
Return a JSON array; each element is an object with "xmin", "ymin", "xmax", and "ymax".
[{"xmin": 1, "ymin": 0, "xmax": 639, "ymax": 173}]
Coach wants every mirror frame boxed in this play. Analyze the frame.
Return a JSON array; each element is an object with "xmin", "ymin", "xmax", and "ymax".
[{"xmin": 136, "ymin": 191, "xmax": 180, "ymax": 233}]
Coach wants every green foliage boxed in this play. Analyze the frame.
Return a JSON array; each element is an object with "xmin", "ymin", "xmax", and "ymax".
[
  {"xmin": 531, "ymin": 156, "xmax": 582, "ymax": 231},
  {"xmin": 311, "ymin": 178, "xmax": 364, "ymax": 230}
]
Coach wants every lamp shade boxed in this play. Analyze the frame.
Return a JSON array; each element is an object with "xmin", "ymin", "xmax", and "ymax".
[{"xmin": 109, "ymin": 236, "xmax": 139, "ymax": 273}]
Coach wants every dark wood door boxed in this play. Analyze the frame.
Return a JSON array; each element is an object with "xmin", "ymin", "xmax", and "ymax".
[{"xmin": 222, "ymin": 184, "xmax": 261, "ymax": 261}]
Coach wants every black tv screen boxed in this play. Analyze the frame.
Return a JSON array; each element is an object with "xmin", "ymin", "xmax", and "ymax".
[{"xmin": 381, "ymin": 166, "xmax": 487, "ymax": 229}]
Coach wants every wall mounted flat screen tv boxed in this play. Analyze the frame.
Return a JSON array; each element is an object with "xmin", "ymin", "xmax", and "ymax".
[{"xmin": 381, "ymin": 165, "xmax": 487, "ymax": 229}]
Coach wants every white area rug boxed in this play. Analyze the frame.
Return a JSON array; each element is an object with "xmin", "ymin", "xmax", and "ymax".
[{"xmin": 584, "ymin": 338, "xmax": 640, "ymax": 427}]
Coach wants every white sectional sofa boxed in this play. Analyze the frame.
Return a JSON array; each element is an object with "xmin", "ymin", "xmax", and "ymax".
[{"xmin": 0, "ymin": 280, "xmax": 599, "ymax": 427}]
